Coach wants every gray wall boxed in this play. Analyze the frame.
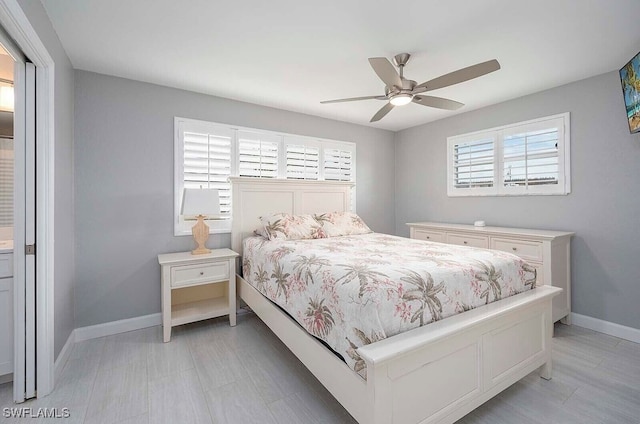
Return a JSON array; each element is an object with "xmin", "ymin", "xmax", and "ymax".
[
  {"xmin": 395, "ymin": 71, "xmax": 640, "ymax": 330},
  {"xmin": 74, "ymin": 70, "xmax": 396, "ymax": 328},
  {"xmin": 18, "ymin": 0, "xmax": 75, "ymax": 359}
]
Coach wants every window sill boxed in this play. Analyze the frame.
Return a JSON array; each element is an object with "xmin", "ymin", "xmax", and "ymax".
[{"xmin": 174, "ymin": 229, "xmax": 232, "ymax": 237}]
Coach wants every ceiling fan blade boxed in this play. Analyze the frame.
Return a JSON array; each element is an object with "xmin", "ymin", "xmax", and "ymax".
[
  {"xmin": 370, "ymin": 102, "xmax": 394, "ymax": 122},
  {"xmin": 320, "ymin": 95, "xmax": 386, "ymax": 104},
  {"xmin": 368, "ymin": 57, "xmax": 403, "ymax": 89},
  {"xmin": 413, "ymin": 95, "xmax": 464, "ymax": 110},
  {"xmin": 416, "ymin": 59, "xmax": 500, "ymax": 91}
]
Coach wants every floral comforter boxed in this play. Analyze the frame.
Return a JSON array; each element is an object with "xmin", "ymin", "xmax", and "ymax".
[{"xmin": 242, "ymin": 233, "xmax": 536, "ymax": 378}]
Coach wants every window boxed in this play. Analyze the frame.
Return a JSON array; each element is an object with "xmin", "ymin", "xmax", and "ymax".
[
  {"xmin": 176, "ymin": 120, "xmax": 233, "ymax": 234},
  {"xmin": 447, "ymin": 113, "xmax": 570, "ymax": 196},
  {"xmin": 324, "ymin": 146, "xmax": 354, "ymax": 182},
  {"xmin": 284, "ymin": 138, "xmax": 320, "ymax": 180},
  {"xmin": 175, "ymin": 118, "xmax": 356, "ymax": 235},
  {"xmin": 237, "ymin": 130, "xmax": 279, "ymax": 178}
]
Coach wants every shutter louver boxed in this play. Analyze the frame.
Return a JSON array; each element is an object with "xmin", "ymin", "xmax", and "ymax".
[
  {"xmin": 183, "ymin": 130, "xmax": 232, "ymax": 215},
  {"xmin": 453, "ymin": 138, "xmax": 495, "ymax": 189},
  {"xmin": 503, "ymin": 127, "xmax": 559, "ymax": 188},
  {"xmin": 0, "ymin": 138, "xmax": 12, "ymax": 227},
  {"xmin": 286, "ymin": 144, "xmax": 319, "ymax": 180},
  {"xmin": 238, "ymin": 131, "xmax": 279, "ymax": 179}
]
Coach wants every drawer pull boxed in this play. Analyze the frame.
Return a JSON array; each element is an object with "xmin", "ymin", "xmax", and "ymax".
[
  {"xmin": 512, "ymin": 247, "xmax": 517, "ymax": 251},
  {"xmin": 463, "ymin": 241, "xmax": 468, "ymax": 245},
  {"xmin": 200, "ymin": 271, "xmax": 204, "ymax": 276},
  {"xmin": 426, "ymin": 236, "xmax": 430, "ymax": 240}
]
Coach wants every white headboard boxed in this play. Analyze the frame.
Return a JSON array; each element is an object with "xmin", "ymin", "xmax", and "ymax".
[{"xmin": 230, "ymin": 177, "xmax": 354, "ymax": 256}]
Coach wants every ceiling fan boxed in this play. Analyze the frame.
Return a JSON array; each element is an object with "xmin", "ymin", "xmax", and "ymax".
[{"xmin": 320, "ymin": 53, "xmax": 500, "ymax": 122}]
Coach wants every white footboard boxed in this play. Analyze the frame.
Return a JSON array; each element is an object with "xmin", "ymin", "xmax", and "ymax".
[
  {"xmin": 238, "ymin": 275, "xmax": 560, "ymax": 424},
  {"xmin": 358, "ymin": 285, "xmax": 560, "ymax": 424}
]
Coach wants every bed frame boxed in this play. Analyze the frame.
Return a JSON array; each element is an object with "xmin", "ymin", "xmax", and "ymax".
[{"xmin": 230, "ymin": 177, "xmax": 561, "ymax": 424}]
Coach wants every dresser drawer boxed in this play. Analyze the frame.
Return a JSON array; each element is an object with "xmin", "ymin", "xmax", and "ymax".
[
  {"xmin": 0, "ymin": 254, "xmax": 13, "ymax": 278},
  {"xmin": 446, "ymin": 233, "xmax": 489, "ymax": 248},
  {"xmin": 171, "ymin": 262, "xmax": 229, "ymax": 288},
  {"xmin": 491, "ymin": 238, "xmax": 542, "ymax": 261},
  {"xmin": 412, "ymin": 229, "xmax": 446, "ymax": 243}
]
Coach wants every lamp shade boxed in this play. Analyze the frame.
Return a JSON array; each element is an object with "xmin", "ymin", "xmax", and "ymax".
[{"xmin": 181, "ymin": 188, "xmax": 220, "ymax": 218}]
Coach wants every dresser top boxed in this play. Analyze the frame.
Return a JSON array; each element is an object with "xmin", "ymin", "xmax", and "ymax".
[
  {"xmin": 158, "ymin": 248, "xmax": 239, "ymax": 265},
  {"xmin": 406, "ymin": 222, "xmax": 574, "ymax": 240}
]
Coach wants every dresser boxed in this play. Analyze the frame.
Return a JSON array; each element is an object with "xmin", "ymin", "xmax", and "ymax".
[{"xmin": 407, "ymin": 222, "xmax": 574, "ymax": 324}]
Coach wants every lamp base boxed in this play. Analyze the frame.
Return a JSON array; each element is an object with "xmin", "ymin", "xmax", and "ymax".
[
  {"xmin": 191, "ymin": 247, "xmax": 211, "ymax": 255},
  {"xmin": 191, "ymin": 215, "xmax": 211, "ymax": 255}
]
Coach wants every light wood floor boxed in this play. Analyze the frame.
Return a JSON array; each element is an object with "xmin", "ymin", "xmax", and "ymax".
[{"xmin": 1, "ymin": 314, "xmax": 638, "ymax": 423}]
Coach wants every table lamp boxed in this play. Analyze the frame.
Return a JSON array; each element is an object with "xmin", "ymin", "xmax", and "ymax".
[{"xmin": 181, "ymin": 188, "xmax": 220, "ymax": 255}]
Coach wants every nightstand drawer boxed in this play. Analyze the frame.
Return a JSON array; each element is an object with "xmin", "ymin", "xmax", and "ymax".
[
  {"xmin": 413, "ymin": 229, "xmax": 445, "ymax": 243},
  {"xmin": 446, "ymin": 233, "xmax": 489, "ymax": 248},
  {"xmin": 491, "ymin": 238, "xmax": 542, "ymax": 261},
  {"xmin": 171, "ymin": 262, "xmax": 229, "ymax": 288}
]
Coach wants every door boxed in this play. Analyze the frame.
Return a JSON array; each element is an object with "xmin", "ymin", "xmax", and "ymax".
[
  {"xmin": 12, "ymin": 58, "xmax": 36, "ymax": 403},
  {"xmin": 23, "ymin": 61, "xmax": 36, "ymax": 400}
]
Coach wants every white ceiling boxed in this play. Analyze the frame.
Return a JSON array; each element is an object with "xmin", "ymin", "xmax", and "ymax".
[{"xmin": 41, "ymin": 0, "xmax": 640, "ymax": 131}]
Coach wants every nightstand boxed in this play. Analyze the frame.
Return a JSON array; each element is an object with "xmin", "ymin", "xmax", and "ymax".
[{"xmin": 157, "ymin": 248, "xmax": 239, "ymax": 342}]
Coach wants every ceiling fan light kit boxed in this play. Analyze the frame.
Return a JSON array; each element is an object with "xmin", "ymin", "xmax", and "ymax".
[
  {"xmin": 390, "ymin": 93, "xmax": 412, "ymax": 106},
  {"xmin": 321, "ymin": 53, "xmax": 501, "ymax": 122}
]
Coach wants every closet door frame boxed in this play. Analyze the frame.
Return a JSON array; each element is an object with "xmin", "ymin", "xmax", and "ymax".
[{"xmin": 0, "ymin": 0, "xmax": 57, "ymax": 398}]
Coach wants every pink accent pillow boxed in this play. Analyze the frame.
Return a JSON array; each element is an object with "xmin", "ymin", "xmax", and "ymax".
[{"xmin": 313, "ymin": 212, "xmax": 372, "ymax": 237}]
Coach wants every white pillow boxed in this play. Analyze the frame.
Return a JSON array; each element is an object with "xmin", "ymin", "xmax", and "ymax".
[{"xmin": 257, "ymin": 213, "xmax": 324, "ymax": 240}]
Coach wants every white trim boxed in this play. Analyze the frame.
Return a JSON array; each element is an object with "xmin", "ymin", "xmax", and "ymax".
[
  {"xmin": 53, "ymin": 330, "xmax": 75, "ymax": 383},
  {"xmin": 571, "ymin": 313, "xmax": 640, "ymax": 344},
  {"xmin": 74, "ymin": 313, "xmax": 162, "ymax": 342},
  {"xmin": 0, "ymin": 0, "xmax": 56, "ymax": 398}
]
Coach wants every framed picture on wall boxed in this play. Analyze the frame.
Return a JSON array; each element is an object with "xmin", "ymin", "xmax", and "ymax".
[{"xmin": 620, "ymin": 50, "xmax": 640, "ymax": 134}]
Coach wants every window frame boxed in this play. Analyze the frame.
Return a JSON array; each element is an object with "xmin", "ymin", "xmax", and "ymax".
[
  {"xmin": 174, "ymin": 117, "xmax": 356, "ymax": 236},
  {"xmin": 447, "ymin": 112, "xmax": 570, "ymax": 197}
]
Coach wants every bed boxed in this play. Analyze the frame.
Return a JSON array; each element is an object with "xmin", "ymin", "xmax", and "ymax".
[{"xmin": 231, "ymin": 177, "xmax": 561, "ymax": 424}]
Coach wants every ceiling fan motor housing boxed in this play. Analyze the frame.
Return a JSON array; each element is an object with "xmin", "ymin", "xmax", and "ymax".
[{"xmin": 387, "ymin": 79, "xmax": 416, "ymax": 96}]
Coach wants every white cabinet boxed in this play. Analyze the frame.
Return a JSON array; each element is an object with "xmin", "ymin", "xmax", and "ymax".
[
  {"xmin": 0, "ymin": 253, "xmax": 13, "ymax": 377},
  {"xmin": 407, "ymin": 222, "xmax": 574, "ymax": 323}
]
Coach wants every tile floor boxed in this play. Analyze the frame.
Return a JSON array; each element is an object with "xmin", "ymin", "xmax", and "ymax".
[{"xmin": 0, "ymin": 314, "xmax": 638, "ymax": 423}]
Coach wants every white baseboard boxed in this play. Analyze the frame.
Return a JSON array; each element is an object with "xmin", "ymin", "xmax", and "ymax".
[
  {"xmin": 74, "ymin": 313, "xmax": 162, "ymax": 342},
  {"xmin": 571, "ymin": 313, "xmax": 640, "ymax": 344},
  {"xmin": 54, "ymin": 330, "xmax": 76, "ymax": 382}
]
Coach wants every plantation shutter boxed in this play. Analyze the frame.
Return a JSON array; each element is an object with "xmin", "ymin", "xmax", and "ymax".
[
  {"xmin": 323, "ymin": 148, "xmax": 353, "ymax": 182},
  {"xmin": 502, "ymin": 118, "xmax": 562, "ymax": 191},
  {"xmin": 237, "ymin": 130, "xmax": 279, "ymax": 178},
  {"xmin": 285, "ymin": 140, "xmax": 319, "ymax": 180},
  {"xmin": 183, "ymin": 127, "xmax": 232, "ymax": 215},
  {"xmin": 452, "ymin": 136, "xmax": 495, "ymax": 189}
]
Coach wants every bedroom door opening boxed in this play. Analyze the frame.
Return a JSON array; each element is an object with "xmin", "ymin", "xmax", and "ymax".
[{"xmin": 0, "ymin": 25, "xmax": 37, "ymax": 404}]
